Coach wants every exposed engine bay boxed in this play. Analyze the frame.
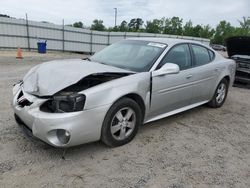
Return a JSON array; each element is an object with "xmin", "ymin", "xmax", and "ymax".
[
  {"xmin": 60, "ymin": 72, "xmax": 132, "ymax": 93},
  {"xmin": 40, "ymin": 72, "xmax": 132, "ymax": 113}
]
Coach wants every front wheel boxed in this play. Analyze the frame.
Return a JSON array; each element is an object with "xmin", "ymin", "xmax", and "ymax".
[
  {"xmin": 101, "ymin": 98, "xmax": 142, "ymax": 147},
  {"xmin": 208, "ymin": 78, "xmax": 229, "ymax": 108}
]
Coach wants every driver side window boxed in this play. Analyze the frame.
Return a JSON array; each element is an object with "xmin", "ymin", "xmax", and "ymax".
[{"xmin": 159, "ymin": 44, "xmax": 192, "ymax": 70}]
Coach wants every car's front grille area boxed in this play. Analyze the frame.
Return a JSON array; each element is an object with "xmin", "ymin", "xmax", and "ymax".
[
  {"xmin": 238, "ymin": 62, "xmax": 250, "ymax": 69},
  {"xmin": 236, "ymin": 58, "xmax": 250, "ymax": 69},
  {"xmin": 17, "ymin": 91, "xmax": 33, "ymax": 107},
  {"xmin": 236, "ymin": 71, "xmax": 250, "ymax": 79}
]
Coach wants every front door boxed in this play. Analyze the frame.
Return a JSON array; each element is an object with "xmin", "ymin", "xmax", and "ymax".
[{"xmin": 148, "ymin": 44, "xmax": 195, "ymax": 119}]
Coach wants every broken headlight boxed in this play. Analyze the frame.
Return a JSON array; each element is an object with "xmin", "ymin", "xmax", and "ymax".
[{"xmin": 40, "ymin": 92, "xmax": 86, "ymax": 113}]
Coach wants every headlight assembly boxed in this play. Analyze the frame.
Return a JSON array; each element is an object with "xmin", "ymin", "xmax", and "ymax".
[{"xmin": 40, "ymin": 92, "xmax": 86, "ymax": 113}]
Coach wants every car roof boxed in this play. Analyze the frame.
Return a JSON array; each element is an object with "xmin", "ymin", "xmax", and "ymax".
[{"xmin": 127, "ymin": 37, "xmax": 205, "ymax": 46}]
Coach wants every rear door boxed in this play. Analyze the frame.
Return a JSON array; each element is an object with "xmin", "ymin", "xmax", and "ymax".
[{"xmin": 189, "ymin": 44, "xmax": 219, "ymax": 103}]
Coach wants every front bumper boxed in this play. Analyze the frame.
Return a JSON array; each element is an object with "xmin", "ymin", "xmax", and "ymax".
[
  {"xmin": 234, "ymin": 60, "xmax": 250, "ymax": 84},
  {"xmin": 12, "ymin": 84, "xmax": 110, "ymax": 147},
  {"xmin": 235, "ymin": 68, "xmax": 250, "ymax": 84}
]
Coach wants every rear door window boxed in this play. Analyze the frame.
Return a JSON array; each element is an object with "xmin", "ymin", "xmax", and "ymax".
[
  {"xmin": 191, "ymin": 44, "xmax": 211, "ymax": 66},
  {"xmin": 208, "ymin": 50, "xmax": 215, "ymax": 60}
]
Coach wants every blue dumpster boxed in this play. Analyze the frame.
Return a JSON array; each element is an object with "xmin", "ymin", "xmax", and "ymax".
[{"xmin": 37, "ymin": 40, "xmax": 47, "ymax": 53}]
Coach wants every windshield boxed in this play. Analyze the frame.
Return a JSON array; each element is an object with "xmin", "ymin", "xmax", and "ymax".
[{"xmin": 90, "ymin": 40, "xmax": 166, "ymax": 72}]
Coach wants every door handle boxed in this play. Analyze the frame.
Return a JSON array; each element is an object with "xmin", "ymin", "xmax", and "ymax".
[
  {"xmin": 215, "ymin": 67, "xmax": 220, "ymax": 71},
  {"xmin": 186, "ymin": 74, "xmax": 193, "ymax": 79}
]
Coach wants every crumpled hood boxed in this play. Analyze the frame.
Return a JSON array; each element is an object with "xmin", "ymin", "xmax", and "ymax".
[
  {"xmin": 23, "ymin": 59, "xmax": 133, "ymax": 96},
  {"xmin": 226, "ymin": 36, "xmax": 250, "ymax": 57}
]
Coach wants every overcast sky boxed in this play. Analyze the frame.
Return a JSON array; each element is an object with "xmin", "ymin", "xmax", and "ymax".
[{"xmin": 1, "ymin": 0, "xmax": 249, "ymax": 28}]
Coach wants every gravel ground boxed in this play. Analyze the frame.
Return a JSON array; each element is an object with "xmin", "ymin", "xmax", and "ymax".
[{"xmin": 0, "ymin": 50, "xmax": 249, "ymax": 188}]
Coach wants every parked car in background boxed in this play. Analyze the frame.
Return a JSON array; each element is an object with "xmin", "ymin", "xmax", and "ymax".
[
  {"xmin": 12, "ymin": 38, "xmax": 235, "ymax": 148},
  {"xmin": 226, "ymin": 36, "xmax": 250, "ymax": 85},
  {"xmin": 210, "ymin": 44, "xmax": 227, "ymax": 51}
]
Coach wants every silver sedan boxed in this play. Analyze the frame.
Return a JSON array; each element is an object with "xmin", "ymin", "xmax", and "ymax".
[{"xmin": 12, "ymin": 38, "xmax": 236, "ymax": 147}]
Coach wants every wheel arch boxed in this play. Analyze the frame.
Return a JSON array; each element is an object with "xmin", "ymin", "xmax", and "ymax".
[
  {"xmin": 223, "ymin": 75, "xmax": 230, "ymax": 84},
  {"xmin": 117, "ymin": 93, "xmax": 146, "ymax": 122},
  {"xmin": 208, "ymin": 76, "xmax": 229, "ymax": 108},
  {"xmin": 210, "ymin": 75, "xmax": 230, "ymax": 102},
  {"xmin": 101, "ymin": 93, "xmax": 145, "ymax": 147}
]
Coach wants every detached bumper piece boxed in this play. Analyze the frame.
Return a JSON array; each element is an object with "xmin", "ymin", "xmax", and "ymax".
[{"xmin": 17, "ymin": 91, "xmax": 33, "ymax": 107}]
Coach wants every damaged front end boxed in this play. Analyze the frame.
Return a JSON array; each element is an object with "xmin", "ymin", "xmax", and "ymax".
[
  {"xmin": 60, "ymin": 72, "xmax": 132, "ymax": 93},
  {"xmin": 39, "ymin": 72, "xmax": 132, "ymax": 113},
  {"xmin": 22, "ymin": 59, "xmax": 134, "ymax": 96},
  {"xmin": 12, "ymin": 71, "xmax": 133, "ymax": 147},
  {"xmin": 19, "ymin": 59, "xmax": 134, "ymax": 113},
  {"xmin": 12, "ymin": 59, "xmax": 147, "ymax": 147}
]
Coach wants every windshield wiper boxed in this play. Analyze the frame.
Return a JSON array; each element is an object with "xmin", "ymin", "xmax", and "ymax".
[
  {"xmin": 97, "ymin": 62, "xmax": 107, "ymax": 65},
  {"xmin": 82, "ymin": 57, "xmax": 91, "ymax": 61}
]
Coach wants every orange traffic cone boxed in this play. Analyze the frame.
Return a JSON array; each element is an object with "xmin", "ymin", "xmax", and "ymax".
[{"xmin": 16, "ymin": 47, "xmax": 23, "ymax": 59}]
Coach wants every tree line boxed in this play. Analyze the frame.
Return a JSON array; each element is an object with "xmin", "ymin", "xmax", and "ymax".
[
  {"xmin": 1, "ymin": 13, "xmax": 249, "ymax": 45},
  {"xmin": 71, "ymin": 16, "xmax": 250, "ymax": 45}
]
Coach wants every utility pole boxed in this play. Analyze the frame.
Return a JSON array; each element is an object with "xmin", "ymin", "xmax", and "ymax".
[
  {"xmin": 114, "ymin": 8, "xmax": 117, "ymax": 27},
  {"xmin": 25, "ymin": 13, "xmax": 30, "ymax": 51},
  {"xmin": 62, "ymin": 19, "xmax": 65, "ymax": 52}
]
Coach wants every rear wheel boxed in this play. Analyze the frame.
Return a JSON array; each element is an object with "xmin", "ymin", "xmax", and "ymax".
[
  {"xmin": 208, "ymin": 78, "xmax": 229, "ymax": 108},
  {"xmin": 101, "ymin": 98, "xmax": 142, "ymax": 147}
]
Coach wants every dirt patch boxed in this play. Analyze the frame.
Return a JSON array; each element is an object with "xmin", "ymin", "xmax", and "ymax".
[{"xmin": 0, "ymin": 51, "xmax": 249, "ymax": 187}]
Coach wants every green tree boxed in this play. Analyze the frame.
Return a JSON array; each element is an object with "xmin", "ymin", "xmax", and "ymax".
[
  {"xmin": 73, "ymin": 21, "xmax": 84, "ymax": 28},
  {"xmin": 128, "ymin": 18, "xmax": 144, "ymax": 32},
  {"xmin": 91, "ymin": 19, "xmax": 106, "ymax": 31},
  {"xmin": 192, "ymin": 25, "xmax": 204, "ymax": 37},
  {"xmin": 119, "ymin": 20, "xmax": 128, "ymax": 32},
  {"xmin": 68, "ymin": 16, "xmax": 249, "ymax": 42},
  {"xmin": 199, "ymin": 25, "xmax": 215, "ymax": 38},
  {"xmin": 0, "ymin": 14, "xmax": 10, "ymax": 18},
  {"xmin": 107, "ymin": 26, "xmax": 119, "ymax": 32},
  {"xmin": 163, "ymin": 17, "xmax": 183, "ymax": 35},
  {"xmin": 183, "ymin": 20, "xmax": 194, "ymax": 36},
  {"xmin": 236, "ymin": 16, "xmax": 250, "ymax": 36},
  {"xmin": 145, "ymin": 19, "xmax": 163, "ymax": 33},
  {"xmin": 211, "ymin": 21, "xmax": 235, "ymax": 44}
]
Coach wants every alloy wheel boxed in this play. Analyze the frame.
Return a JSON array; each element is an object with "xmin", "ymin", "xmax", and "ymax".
[
  {"xmin": 110, "ymin": 107, "xmax": 136, "ymax": 141},
  {"xmin": 216, "ymin": 83, "xmax": 226, "ymax": 104}
]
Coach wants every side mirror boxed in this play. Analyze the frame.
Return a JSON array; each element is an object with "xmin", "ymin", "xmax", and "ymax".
[{"xmin": 152, "ymin": 63, "xmax": 180, "ymax": 77}]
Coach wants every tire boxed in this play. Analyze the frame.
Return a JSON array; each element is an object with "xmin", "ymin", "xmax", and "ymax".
[
  {"xmin": 101, "ymin": 97, "xmax": 142, "ymax": 147},
  {"xmin": 208, "ymin": 78, "xmax": 229, "ymax": 108}
]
